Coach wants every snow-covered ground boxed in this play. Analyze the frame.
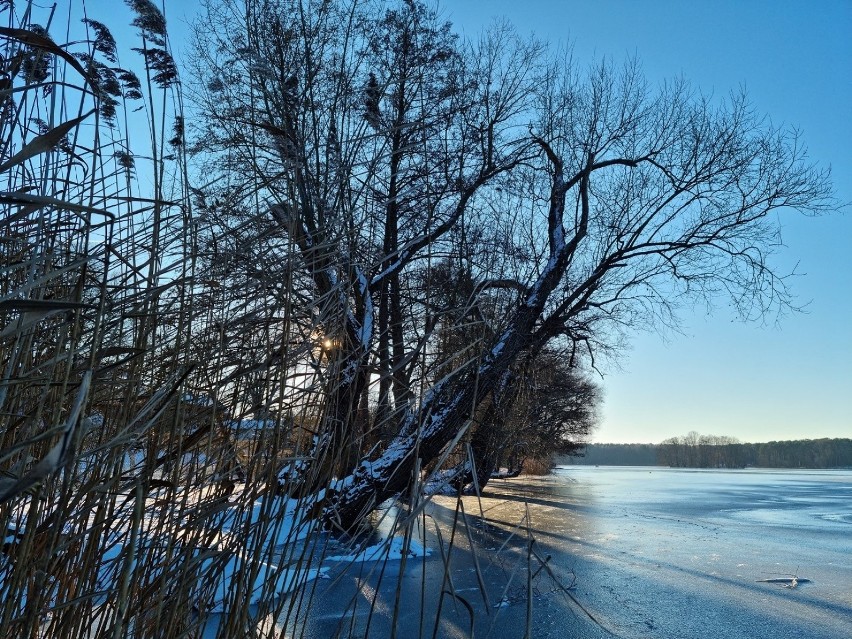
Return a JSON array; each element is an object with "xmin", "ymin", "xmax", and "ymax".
[
  {"xmin": 1, "ymin": 479, "xmax": 432, "ymax": 629},
  {"xmin": 8, "ymin": 467, "xmax": 848, "ymax": 638}
]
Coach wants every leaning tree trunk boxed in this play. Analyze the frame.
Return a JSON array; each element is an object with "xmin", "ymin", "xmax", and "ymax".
[
  {"xmin": 468, "ymin": 415, "xmax": 502, "ymax": 492},
  {"xmin": 321, "ymin": 150, "xmax": 613, "ymax": 530},
  {"xmin": 321, "ymin": 325, "xmax": 528, "ymax": 530},
  {"xmin": 450, "ymin": 381, "xmax": 513, "ymax": 494}
]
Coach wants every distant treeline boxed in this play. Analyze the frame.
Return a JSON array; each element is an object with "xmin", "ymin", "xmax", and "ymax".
[
  {"xmin": 566, "ymin": 443, "xmax": 659, "ymax": 466},
  {"xmin": 561, "ymin": 436, "xmax": 852, "ymax": 468}
]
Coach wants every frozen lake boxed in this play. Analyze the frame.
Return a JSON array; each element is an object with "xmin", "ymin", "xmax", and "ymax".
[
  {"xmin": 279, "ymin": 466, "xmax": 852, "ymax": 638},
  {"xmin": 523, "ymin": 466, "xmax": 852, "ymax": 637}
]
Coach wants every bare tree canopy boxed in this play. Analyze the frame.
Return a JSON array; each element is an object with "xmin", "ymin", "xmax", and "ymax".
[
  {"xmin": 0, "ymin": 2, "xmax": 842, "ymax": 636},
  {"xmin": 187, "ymin": 0, "xmax": 836, "ymax": 529}
]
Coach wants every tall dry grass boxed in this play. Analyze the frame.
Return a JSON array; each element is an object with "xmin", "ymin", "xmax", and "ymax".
[
  {"xmin": 0, "ymin": 3, "xmax": 563, "ymax": 638},
  {"xmin": 0, "ymin": 2, "xmax": 316, "ymax": 636}
]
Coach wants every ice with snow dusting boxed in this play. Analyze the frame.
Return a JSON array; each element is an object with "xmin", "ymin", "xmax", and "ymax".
[
  {"xmin": 202, "ymin": 550, "xmax": 328, "ymax": 612},
  {"xmin": 220, "ymin": 493, "xmax": 317, "ymax": 549},
  {"xmin": 88, "ymin": 489, "xmax": 328, "ymax": 612},
  {"xmin": 325, "ymin": 536, "xmax": 431, "ymax": 563}
]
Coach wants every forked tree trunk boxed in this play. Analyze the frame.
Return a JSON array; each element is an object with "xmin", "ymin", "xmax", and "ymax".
[
  {"xmin": 323, "ymin": 292, "xmax": 547, "ymax": 529},
  {"xmin": 321, "ymin": 147, "xmax": 584, "ymax": 530},
  {"xmin": 321, "ymin": 351, "xmax": 506, "ymax": 529}
]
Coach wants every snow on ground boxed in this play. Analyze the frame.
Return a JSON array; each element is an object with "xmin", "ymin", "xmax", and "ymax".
[
  {"xmin": 2, "ymin": 482, "xmax": 434, "ymax": 618},
  {"xmin": 325, "ymin": 535, "xmax": 431, "ymax": 563},
  {"xmin": 202, "ymin": 549, "xmax": 329, "ymax": 612},
  {"xmin": 219, "ymin": 489, "xmax": 316, "ymax": 548}
]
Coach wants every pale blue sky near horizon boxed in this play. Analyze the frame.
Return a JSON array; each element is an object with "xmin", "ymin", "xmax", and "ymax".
[{"xmin": 79, "ymin": 0, "xmax": 850, "ymax": 445}]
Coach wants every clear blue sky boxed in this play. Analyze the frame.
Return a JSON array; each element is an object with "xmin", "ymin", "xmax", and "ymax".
[
  {"xmin": 83, "ymin": 0, "xmax": 851, "ymax": 444},
  {"xmin": 448, "ymin": 0, "xmax": 852, "ymax": 444}
]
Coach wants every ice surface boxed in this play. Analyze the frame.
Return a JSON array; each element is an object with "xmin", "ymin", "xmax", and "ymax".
[
  {"xmin": 325, "ymin": 535, "xmax": 431, "ymax": 563},
  {"xmin": 201, "ymin": 550, "xmax": 328, "ymax": 612}
]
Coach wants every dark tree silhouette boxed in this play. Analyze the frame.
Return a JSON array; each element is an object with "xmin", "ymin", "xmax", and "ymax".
[{"xmin": 189, "ymin": 0, "xmax": 836, "ymax": 530}]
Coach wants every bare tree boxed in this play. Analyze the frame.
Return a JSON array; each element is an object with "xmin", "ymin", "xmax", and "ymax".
[{"xmin": 188, "ymin": 0, "xmax": 835, "ymax": 530}]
